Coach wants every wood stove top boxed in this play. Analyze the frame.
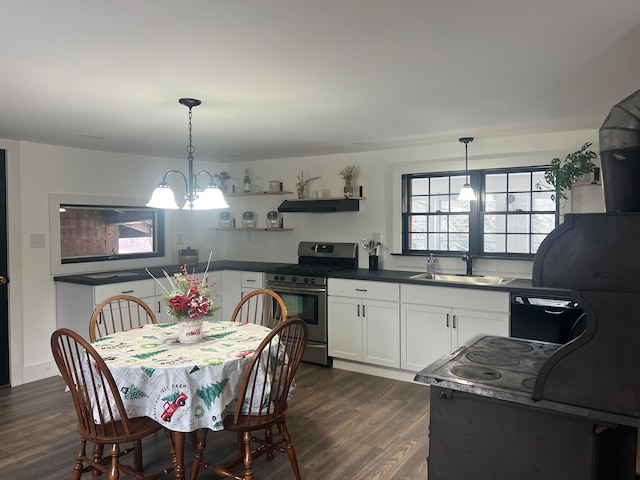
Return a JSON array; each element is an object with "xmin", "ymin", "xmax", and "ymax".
[{"xmin": 418, "ymin": 335, "xmax": 559, "ymax": 397}]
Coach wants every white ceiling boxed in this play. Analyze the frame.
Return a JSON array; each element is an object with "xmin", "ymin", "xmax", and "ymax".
[{"xmin": 2, "ymin": 0, "xmax": 640, "ymax": 162}]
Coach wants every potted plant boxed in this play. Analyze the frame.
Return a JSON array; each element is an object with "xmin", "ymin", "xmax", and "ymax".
[
  {"xmin": 214, "ymin": 171, "xmax": 231, "ymax": 193},
  {"xmin": 339, "ymin": 164, "xmax": 359, "ymax": 196},
  {"xmin": 538, "ymin": 142, "xmax": 598, "ymax": 203},
  {"xmin": 295, "ymin": 171, "xmax": 320, "ymax": 198}
]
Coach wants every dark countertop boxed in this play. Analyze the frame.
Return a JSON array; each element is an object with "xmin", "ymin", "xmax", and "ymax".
[
  {"xmin": 329, "ymin": 268, "xmax": 571, "ymax": 297},
  {"xmin": 53, "ymin": 260, "xmax": 291, "ymax": 286},
  {"xmin": 54, "ymin": 262, "xmax": 570, "ymax": 296}
]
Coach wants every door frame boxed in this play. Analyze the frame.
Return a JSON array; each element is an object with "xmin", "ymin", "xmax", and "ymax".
[
  {"xmin": 1, "ymin": 139, "xmax": 24, "ymax": 386},
  {"xmin": 0, "ymin": 150, "xmax": 8, "ymax": 386}
]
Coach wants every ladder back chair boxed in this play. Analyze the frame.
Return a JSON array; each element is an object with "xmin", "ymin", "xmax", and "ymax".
[
  {"xmin": 191, "ymin": 318, "xmax": 308, "ymax": 480},
  {"xmin": 90, "ymin": 294, "xmax": 157, "ymax": 341},
  {"xmin": 51, "ymin": 327, "xmax": 176, "ymax": 480},
  {"xmin": 230, "ymin": 288, "xmax": 287, "ymax": 329}
]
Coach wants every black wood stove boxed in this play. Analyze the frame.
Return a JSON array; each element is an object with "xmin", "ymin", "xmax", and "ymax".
[{"xmin": 415, "ymin": 89, "xmax": 640, "ymax": 479}]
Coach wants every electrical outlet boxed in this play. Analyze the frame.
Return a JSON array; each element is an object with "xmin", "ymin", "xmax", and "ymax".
[{"xmin": 176, "ymin": 232, "xmax": 184, "ymax": 245}]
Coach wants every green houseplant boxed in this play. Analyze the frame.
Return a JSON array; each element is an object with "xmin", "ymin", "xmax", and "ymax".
[
  {"xmin": 339, "ymin": 164, "xmax": 359, "ymax": 195},
  {"xmin": 539, "ymin": 142, "xmax": 598, "ymax": 202},
  {"xmin": 295, "ymin": 171, "xmax": 320, "ymax": 198}
]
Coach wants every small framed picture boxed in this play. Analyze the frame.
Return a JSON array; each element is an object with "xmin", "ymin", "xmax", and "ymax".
[{"xmin": 269, "ymin": 180, "xmax": 281, "ymax": 192}]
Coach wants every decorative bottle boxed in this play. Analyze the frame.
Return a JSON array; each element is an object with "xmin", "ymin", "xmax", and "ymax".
[
  {"xmin": 243, "ymin": 168, "xmax": 251, "ymax": 192},
  {"xmin": 427, "ymin": 253, "xmax": 436, "ymax": 275}
]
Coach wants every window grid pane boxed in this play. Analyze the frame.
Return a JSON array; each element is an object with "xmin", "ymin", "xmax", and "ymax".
[
  {"xmin": 406, "ymin": 174, "xmax": 471, "ymax": 252},
  {"xmin": 480, "ymin": 167, "xmax": 555, "ymax": 256}
]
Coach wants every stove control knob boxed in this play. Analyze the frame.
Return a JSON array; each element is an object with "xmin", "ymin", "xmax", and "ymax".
[
  {"xmin": 310, "ymin": 278, "xmax": 316, "ymax": 284},
  {"xmin": 274, "ymin": 275, "xmax": 280, "ymax": 281},
  {"xmin": 291, "ymin": 276, "xmax": 297, "ymax": 283},
  {"xmin": 304, "ymin": 277, "xmax": 309, "ymax": 283}
]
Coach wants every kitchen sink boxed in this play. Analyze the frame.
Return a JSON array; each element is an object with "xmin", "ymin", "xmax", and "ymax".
[{"xmin": 409, "ymin": 272, "xmax": 515, "ymax": 286}]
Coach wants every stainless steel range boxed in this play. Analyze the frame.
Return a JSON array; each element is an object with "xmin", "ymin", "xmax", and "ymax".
[
  {"xmin": 265, "ymin": 241, "xmax": 358, "ymax": 366},
  {"xmin": 415, "ymin": 89, "xmax": 640, "ymax": 480}
]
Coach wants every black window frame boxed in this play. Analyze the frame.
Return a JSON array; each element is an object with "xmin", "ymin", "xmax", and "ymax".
[{"xmin": 402, "ymin": 165, "xmax": 557, "ymax": 260}]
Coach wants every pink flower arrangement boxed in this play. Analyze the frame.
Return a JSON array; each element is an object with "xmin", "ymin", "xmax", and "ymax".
[{"xmin": 147, "ymin": 253, "xmax": 221, "ymax": 321}]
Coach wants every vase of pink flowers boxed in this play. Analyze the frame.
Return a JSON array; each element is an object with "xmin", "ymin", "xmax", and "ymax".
[{"xmin": 147, "ymin": 253, "xmax": 221, "ymax": 343}]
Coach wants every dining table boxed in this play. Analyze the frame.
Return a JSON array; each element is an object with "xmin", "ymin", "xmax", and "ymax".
[{"xmin": 90, "ymin": 320, "xmax": 273, "ymax": 479}]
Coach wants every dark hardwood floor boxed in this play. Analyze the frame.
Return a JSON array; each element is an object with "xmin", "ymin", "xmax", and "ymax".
[
  {"xmin": 0, "ymin": 363, "xmax": 430, "ymax": 480},
  {"xmin": 3, "ymin": 363, "xmax": 637, "ymax": 479}
]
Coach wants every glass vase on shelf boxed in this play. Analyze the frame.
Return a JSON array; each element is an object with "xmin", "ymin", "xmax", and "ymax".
[{"xmin": 243, "ymin": 168, "xmax": 252, "ymax": 192}]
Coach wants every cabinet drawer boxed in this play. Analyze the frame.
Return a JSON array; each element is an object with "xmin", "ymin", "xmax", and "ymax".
[
  {"xmin": 328, "ymin": 279, "xmax": 399, "ymax": 302},
  {"xmin": 241, "ymin": 271, "xmax": 263, "ymax": 289},
  {"xmin": 401, "ymin": 284, "xmax": 509, "ymax": 313},
  {"xmin": 94, "ymin": 280, "xmax": 155, "ymax": 304}
]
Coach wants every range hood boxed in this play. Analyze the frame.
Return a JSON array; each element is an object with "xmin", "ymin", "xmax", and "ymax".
[{"xmin": 277, "ymin": 198, "xmax": 361, "ymax": 213}]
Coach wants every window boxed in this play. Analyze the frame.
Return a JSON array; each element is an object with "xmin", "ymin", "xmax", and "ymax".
[
  {"xmin": 402, "ymin": 166, "xmax": 556, "ymax": 258},
  {"xmin": 59, "ymin": 205, "xmax": 165, "ymax": 264}
]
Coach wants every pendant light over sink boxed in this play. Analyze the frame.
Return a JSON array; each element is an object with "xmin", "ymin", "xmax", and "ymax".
[
  {"xmin": 457, "ymin": 137, "xmax": 476, "ymax": 201},
  {"xmin": 146, "ymin": 98, "xmax": 229, "ymax": 210}
]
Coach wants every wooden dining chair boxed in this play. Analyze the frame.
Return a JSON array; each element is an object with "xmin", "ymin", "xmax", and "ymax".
[
  {"xmin": 90, "ymin": 294, "xmax": 157, "ymax": 341},
  {"xmin": 51, "ymin": 327, "xmax": 176, "ymax": 480},
  {"xmin": 191, "ymin": 318, "xmax": 308, "ymax": 480},
  {"xmin": 230, "ymin": 288, "xmax": 287, "ymax": 328}
]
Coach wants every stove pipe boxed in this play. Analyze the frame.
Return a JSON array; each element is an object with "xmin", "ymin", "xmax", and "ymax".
[{"xmin": 599, "ymin": 88, "xmax": 640, "ymax": 213}]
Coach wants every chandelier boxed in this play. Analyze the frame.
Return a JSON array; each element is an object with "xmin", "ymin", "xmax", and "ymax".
[
  {"xmin": 146, "ymin": 98, "xmax": 229, "ymax": 210},
  {"xmin": 457, "ymin": 137, "xmax": 476, "ymax": 201}
]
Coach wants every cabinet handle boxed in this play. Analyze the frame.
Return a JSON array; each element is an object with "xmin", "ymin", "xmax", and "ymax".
[
  {"xmin": 245, "ymin": 279, "xmax": 256, "ymax": 283},
  {"xmin": 362, "ymin": 305, "xmax": 366, "ymax": 317},
  {"xmin": 452, "ymin": 314, "xmax": 457, "ymax": 329},
  {"xmin": 157, "ymin": 301, "xmax": 161, "ymax": 314},
  {"xmin": 355, "ymin": 288, "xmax": 368, "ymax": 292},
  {"xmin": 357, "ymin": 304, "xmax": 360, "ymax": 316},
  {"xmin": 446, "ymin": 313, "xmax": 450, "ymax": 327},
  {"xmin": 121, "ymin": 289, "xmax": 134, "ymax": 294}
]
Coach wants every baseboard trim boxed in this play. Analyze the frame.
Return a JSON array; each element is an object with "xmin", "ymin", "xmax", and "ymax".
[
  {"xmin": 332, "ymin": 359, "xmax": 427, "ymax": 384},
  {"xmin": 22, "ymin": 360, "xmax": 59, "ymax": 385}
]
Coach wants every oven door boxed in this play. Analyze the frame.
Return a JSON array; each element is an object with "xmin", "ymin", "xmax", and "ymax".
[{"xmin": 266, "ymin": 284, "xmax": 326, "ymax": 343}]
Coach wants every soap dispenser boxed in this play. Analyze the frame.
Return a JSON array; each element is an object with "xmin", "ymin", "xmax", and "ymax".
[{"xmin": 427, "ymin": 253, "xmax": 436, "ymax": 275}]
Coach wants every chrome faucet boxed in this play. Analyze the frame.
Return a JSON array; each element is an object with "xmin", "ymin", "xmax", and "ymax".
[{"xmin": 461, "ymin": 252, "xmax": 473, "ymax": 276}]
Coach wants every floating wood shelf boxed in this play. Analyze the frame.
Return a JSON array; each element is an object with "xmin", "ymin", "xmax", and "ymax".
[
  {"xmin": 215, "ymin": 228, "xmax": 293, "ymax": 232},
  {"xmin": 572, "ymin": 181, "xmax": 602, "ymax": 187},
  {"xmin": 224, "ymin": 191, "xmax": 294, "ymax": 197}
]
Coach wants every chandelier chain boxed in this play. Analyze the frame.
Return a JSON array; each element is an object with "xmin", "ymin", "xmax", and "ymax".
[{"xmin": 186, "ymin": 107, "xmax": 195, "ymax": 156}]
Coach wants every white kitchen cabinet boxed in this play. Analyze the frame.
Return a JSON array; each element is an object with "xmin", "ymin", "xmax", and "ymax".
[
  {"xmin": 328, "ymin": 279, "xmax": 400, "ymax": 368},
  {"xmin": 56, "ymin": 279, "xmax": 156, "ymax": 339},
  {"xmin": 241, "ymin": 271, "xmax": 263, "ymax": 294},
  {"xmin": 220, "ymin": 270, "xmax": 263, "ymax": 320},
  {"xmin": 222, "ymin": 270, "xmax": 241, "ymax": 320},
  {"xmin": 400, "ymin": 284, "xmax": 510, "ymax": 371}
]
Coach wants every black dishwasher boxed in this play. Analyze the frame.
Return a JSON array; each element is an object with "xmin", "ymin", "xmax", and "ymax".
[{"xmin": 510, "ymin": 292, "xmax": 586, "ymax": 344}]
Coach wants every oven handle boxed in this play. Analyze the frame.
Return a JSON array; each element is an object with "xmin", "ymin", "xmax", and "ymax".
[{"xmin": 265, "ymin": 285, "xmax": 327, "ymax": 294}]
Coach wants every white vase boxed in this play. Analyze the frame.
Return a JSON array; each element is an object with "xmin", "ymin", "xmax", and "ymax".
[{"xmin": 178, "ymin": 317, "xmax": 204, "ymax": 343}]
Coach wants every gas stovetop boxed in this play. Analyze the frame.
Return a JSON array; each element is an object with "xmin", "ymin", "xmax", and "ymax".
[
  {"xmin": 266, "ymin": 241, "xmax": 358, "ymax": 286},
  {"xmin": 416, "ymin": 335, "xmax": 560, "ymax": 398},
  {"xmin": 266, "ymin": 264, "xmax": 354, "ymax": 286}
]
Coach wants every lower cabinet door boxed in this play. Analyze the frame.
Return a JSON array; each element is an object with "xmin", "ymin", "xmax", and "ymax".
[
  {"xmin": 452, "ymin": 308, "xmax": 509, "ymax": 348},
  {"xmin": 401, "ymin": 303, "xmax": 451, "ymax": 371},
  {"xmin": 328, "ymin": 297, "xmax": 363, "ymax": 361},
  {"xmin": 363, "ymin": 300, "xmax": 400, "ymax": 368}
]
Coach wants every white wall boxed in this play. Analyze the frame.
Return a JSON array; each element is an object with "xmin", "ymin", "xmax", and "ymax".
[{"xmin": 4, "ymin": 128, "xmax": 603, "ymax": 385}]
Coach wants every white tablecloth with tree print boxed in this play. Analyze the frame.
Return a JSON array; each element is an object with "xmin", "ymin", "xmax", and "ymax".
[{"xmin": 91, "ymin": 320, "xmax": 271, "ymax": 433}]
